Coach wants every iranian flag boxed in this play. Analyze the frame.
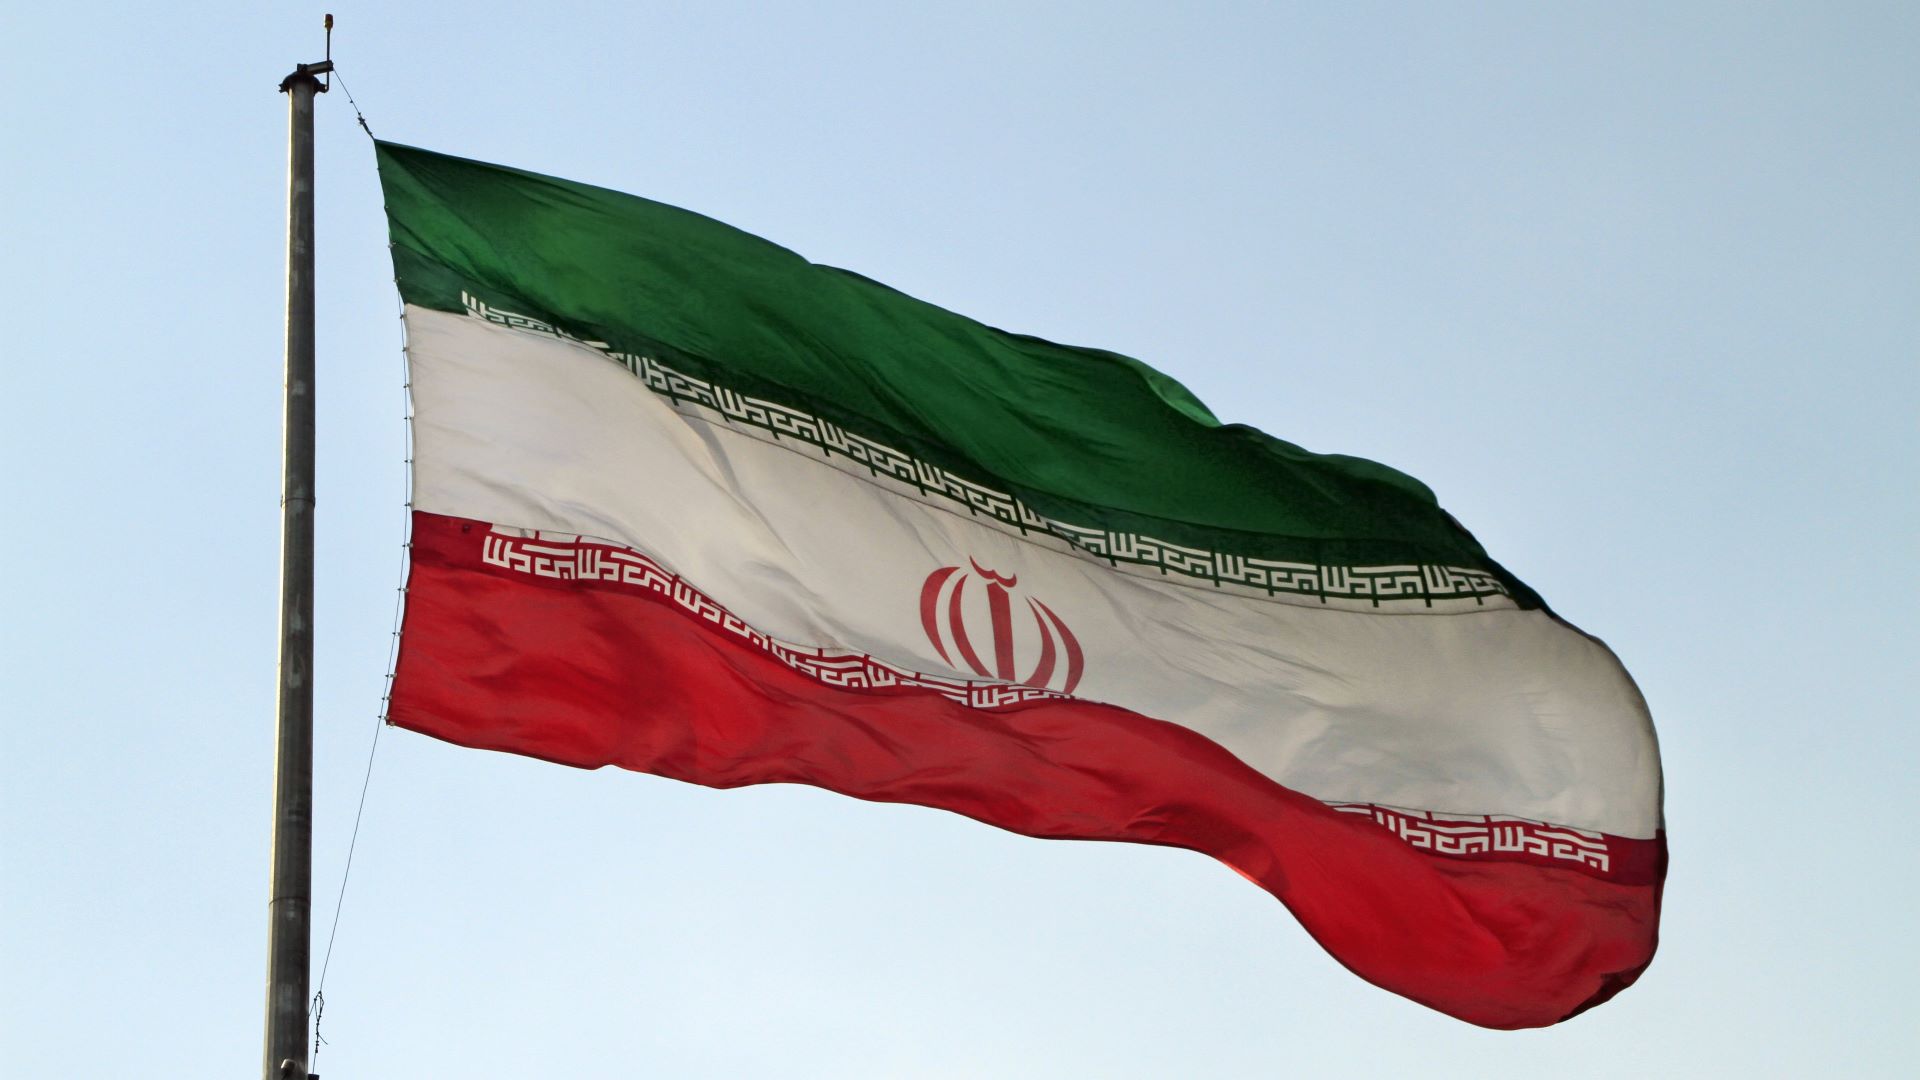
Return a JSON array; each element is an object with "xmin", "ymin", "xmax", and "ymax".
[{"xmin": 376, "ymin": 142, "xmax": 1664, "ymax": 1028}]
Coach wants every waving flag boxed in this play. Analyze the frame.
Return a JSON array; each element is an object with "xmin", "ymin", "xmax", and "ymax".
[{"xmin": 376, "ymin": 141, "xmax": 1664, "ymax": 1028}]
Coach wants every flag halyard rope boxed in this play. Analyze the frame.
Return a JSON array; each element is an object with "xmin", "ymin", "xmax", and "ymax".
[
  {"xmin": 329, "ymin": 65, "xmax": 375, "ymax": 140},
  {"xmin": 309, "ymin": 276, "xmax": 412, "ymax": 1069}
]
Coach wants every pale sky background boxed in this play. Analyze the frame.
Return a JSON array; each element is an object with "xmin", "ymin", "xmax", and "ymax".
[{"xmin": 3, "ymin": 4, "xmax": 1916, "ymax": 1078}]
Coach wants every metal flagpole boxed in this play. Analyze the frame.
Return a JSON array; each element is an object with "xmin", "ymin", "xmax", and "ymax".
[{"xmin": 266, "ymin": 40, "xmax": 331, "ymax": 1080}]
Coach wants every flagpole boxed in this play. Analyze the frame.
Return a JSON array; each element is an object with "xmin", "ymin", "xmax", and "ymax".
[{"xmin": 265, "ymin": 53, "xmax": 331, "ymax": 1080}]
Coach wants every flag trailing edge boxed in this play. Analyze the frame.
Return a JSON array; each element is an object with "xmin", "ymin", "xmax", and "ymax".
[{"xmin": 375, "ymin": 141, "xmax": 1665, "ymax": 1028}]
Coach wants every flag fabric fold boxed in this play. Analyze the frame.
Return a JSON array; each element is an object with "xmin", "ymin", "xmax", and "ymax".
[{"xmin": 376, "ymin": 141, "xmax": 1664, "ymax": 1028}]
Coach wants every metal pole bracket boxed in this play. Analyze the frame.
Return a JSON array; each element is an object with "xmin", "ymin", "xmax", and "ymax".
[{"xmin": 279, "ymin": 61, "xmax": 334, "ymax": 94}]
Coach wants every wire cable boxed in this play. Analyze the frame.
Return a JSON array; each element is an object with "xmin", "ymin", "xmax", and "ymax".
[
  {"xmin": 331, "ymin": 66, "xmax": 376, "ymax": 140},
  {"xmin": 310, "ymin": 164, "xmax": 412, "ymax": 1067}
]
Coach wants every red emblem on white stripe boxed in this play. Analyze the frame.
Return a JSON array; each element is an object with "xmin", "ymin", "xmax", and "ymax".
[{"xmin": 920, "ymin": 560, "xmax": 1085, "ymax": 694}]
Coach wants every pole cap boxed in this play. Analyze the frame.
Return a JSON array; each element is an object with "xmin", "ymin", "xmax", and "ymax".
[{"xmin": 278, "ymin": 60, "xmax": 334, "ymax": 94}]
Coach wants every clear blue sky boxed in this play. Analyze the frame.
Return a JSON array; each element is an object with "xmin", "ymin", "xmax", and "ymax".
[{"xmin": 3, "ymin": 4, "xmax": 1915, "ymax": 1077}]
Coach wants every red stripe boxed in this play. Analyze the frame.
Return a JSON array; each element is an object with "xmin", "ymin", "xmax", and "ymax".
[{"xmin": 390, "ymin": 512, "xmax": 1663, "ymax": 1028}]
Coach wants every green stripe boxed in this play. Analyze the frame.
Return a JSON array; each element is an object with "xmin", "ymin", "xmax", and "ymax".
[{"xmin": 376, "ymin": 141, "xmax": 1542, "ymax": 608}]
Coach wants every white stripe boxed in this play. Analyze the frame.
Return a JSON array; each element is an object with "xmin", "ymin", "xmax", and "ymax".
[
  {"xmin": 454, "ymin": 292, "xmax": 1516, "ymax": 613},
  {"xmin": 406, "ymin": 304, "xmax": 1662, "ymax": 838}
]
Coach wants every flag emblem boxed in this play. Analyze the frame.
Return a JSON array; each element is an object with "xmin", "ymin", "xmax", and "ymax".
[{"xmin": 920, "ymin": 559, "xmax": 1085, "ymax": 694}]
